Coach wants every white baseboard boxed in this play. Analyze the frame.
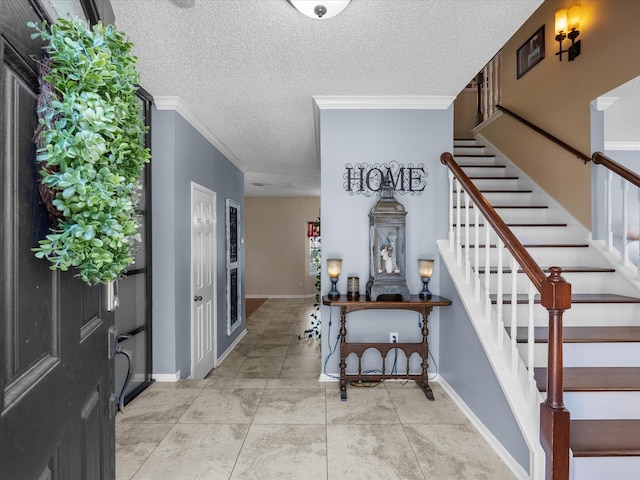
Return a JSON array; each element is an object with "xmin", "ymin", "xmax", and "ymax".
[
  {"xmin": 245, "ymin": 294, "xmax": 316, "ymax": 299},
  {"xmin": 437, "ymin": 376, "xmax": 530, "ymax": 480},
  {"xmin": 216, "ymin": 328, "xmax": 247, "ymax": 366},
  {"xmin": 152, "ymin": 371, "xmax": 181, "ymax": 382},
  {"xmin": 319, "ymin": 373, "xmax": 339, "ymax": 382}
]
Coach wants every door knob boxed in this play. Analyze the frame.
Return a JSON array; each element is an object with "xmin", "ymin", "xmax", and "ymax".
[{"xmin": 194, "ymin": 295, "xmax": 203, "ymax": 301}]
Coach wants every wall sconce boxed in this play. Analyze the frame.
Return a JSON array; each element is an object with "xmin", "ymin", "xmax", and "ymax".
[
  {"xmin": 555, "ymin": 4, "xmax": 581, "ymax": 61},
  {"xmin": 288, "ymin": 0, "xmax": 351, "ymax": 19},
  {"xmin": 418, "ymin": 259, "xmax": 434, "ymax": 299},
  {"xmin": 327, "ymin": 258, "xmax": 343, "ymax": 299}
]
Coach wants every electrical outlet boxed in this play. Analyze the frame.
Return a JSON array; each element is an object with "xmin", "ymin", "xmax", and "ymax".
[{"xmin": 390, "ymin": 332, "xmax": 398, "ymax": 343}]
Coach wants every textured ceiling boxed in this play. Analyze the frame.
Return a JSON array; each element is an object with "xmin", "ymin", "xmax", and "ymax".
[{"xmin": 110, "ymin": 0, "xmax": 543, "ymax": 196}]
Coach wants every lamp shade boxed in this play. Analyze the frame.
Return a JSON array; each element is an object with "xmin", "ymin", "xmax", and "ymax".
[
  {"xmin": 567, "ymin": 4, "xmax": 581, "ymax": 30},
  {"xmin": 555, "ymin": 8, "xmax": 568, "ymax": 34},
  {"xmin": 327, "ymin": 258, "xmax": 342, "ymax": 278},
  {"xmin": 418, "ymin": 259, "xmax": 434, "ymax": 278}
]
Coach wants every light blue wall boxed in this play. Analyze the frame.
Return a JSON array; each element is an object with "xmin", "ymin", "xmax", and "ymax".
[
  {"xmin": 151, "ymin": 108, "xmax": 245, "ymax": 377},
  {"xmin": 439, "ymin": 270, "xmax": 530, "ymax": 471},
  {"xmin": 319, "ymin": 106, "xmax": 528, "ymax": 472},
  {"xmin": 319, "ymin": 108, "xmax": 451, "ymax": 376}
]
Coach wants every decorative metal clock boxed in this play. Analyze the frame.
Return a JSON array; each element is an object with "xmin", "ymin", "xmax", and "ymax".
[{"xmin": 366, "ymin": 175, "xmax": 410, "ymax": 301}]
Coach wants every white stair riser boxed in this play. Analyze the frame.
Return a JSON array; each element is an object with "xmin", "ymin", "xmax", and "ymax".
[
  {"xmin": 518, "ymin": 343, "xmax": 640, "ymax": 368},
  {"xmin": 481, "ymin": 271, "xmax": 635, "ymax": 295},
  {"xmin": 457, "ymin": 226, "xmax": 587, "ymax": 246},
  {"xmin": 454, "ymin": 207, "xmax": 554, "ymax": 222},
  {"xmin": 565, "ymin": 391, "xmax": 640, "ymax": 420},
  {"xmin": 572, "ymin": 457, "xmax": 640, "ymax": 480},
  {"xmin": 465, "ymin": 178, "xmax": 521, "ymax": 190},
  {"xmin": 453, "ymin": 139, "xmax": 480, "ymax": 147},
  {"xmin": 501, "ymin": 303, "xmax": 640, "ymax": 327},
  {"xmin": 458, "ymin": 166, "xmax": 509, "ymax": 177},
  {"xmin": 465, "ymin": 247, "xmax": 608, "ymax": 267},
  {"xmin": 453, "ymin": 147, "xmax": 486, "ymax": 155},
  {"xmin": 453, "ymin": 191, "xmax": 535, "ymax": 206}
]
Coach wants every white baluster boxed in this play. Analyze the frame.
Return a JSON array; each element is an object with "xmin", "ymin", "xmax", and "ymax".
[
  {"xmin": 484, "ymin": 224, "xmax": 492, "ymax": 324},
  {"xmin": 606, "ymin": 169, "xmax": 613, "ymax": 250},
  {"xmin": 637, "ymin": 187, "xmax": 640, "ymax": 275},
  {"xmin": 465, "ymin": 191, "xmax": 471, "ymax": 282},
  {"xmin": 456, "ymin": 181, "xmax": 462, "ymax": 265},
  {"xmin": 496, "ymin": 238, "xmax": 504, "ymax": 348},
  {"xmin": 622, "ymin": 178, "xmax": 629, "ymax": 263},
  {"xmin": 448, "ymin": 172, "xmax": 455, "ymax": 251},
  {"xmin": 511, "ymin": 256, "xmax": 519, "ymax": 375},
  {"xmin": 527, "ymin": 282, "xmax": 537, "ymax": 409},
  {"xmin": 494, "ymin": 54, "xmax": 502, "ymax": 111},
  {"xmin": 474, "ymin": 209, "xmax": 481, "ymax": 301}
]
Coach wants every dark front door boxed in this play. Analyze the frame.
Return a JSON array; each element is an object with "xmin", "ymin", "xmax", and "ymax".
[{"xmin": 0, "ymin": 1, "xmax": 116, "ymax": 478}]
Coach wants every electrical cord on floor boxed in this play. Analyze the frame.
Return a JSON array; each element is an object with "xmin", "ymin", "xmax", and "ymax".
[{"xmin": 322, "ymin": 307, "xmax": 340, "ymax": 379}]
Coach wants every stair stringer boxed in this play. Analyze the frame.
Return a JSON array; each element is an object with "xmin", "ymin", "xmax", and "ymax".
[{"xmin": 438, "ymin": 238, "xmax": 546, "ymax": 480}]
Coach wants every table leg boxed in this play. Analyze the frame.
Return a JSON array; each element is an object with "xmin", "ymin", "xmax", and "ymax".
[
  {"xmin": 417, "ymin": 380, "xmax": 435, "ymax": 400},
  {"xmin": 420, "ymin": 307, "xmax": 434, "ymax": 401},
  {"xmin": 339, "ymin": 307, "xmax": 348, "ymax": 401}
]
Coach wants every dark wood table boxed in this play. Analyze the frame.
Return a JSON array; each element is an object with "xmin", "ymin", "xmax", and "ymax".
[{"xmin": 322, "ymin": 295, "xmax": 452, "ymax": 401}]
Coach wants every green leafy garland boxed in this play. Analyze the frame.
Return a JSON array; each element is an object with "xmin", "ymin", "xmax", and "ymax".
[
  {"xmin": 29, "ymin": 17, "xmax": 150, "ymax": 285},
  {"xmin": 300, "ymin": 217, "xmax": 321, "ymax": 339}
]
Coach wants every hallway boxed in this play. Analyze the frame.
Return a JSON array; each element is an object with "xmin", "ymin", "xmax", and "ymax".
[{"xmin": 115, "ymin": 298, "xmax": 517, "ymax": 479}]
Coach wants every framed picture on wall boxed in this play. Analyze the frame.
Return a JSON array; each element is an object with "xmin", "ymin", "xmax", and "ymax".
[
  {"xmin": 226, "ymin": 198, "xmax": 241, "ymax": 335},
  {"xmin": 517, "ymin": 25, "xmax": 545, "ymax": 79}
]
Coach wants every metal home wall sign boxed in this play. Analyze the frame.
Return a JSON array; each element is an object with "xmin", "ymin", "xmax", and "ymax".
[{"xmin": 343, "ymin": 160, "xmax": 428, "ymax": 196}]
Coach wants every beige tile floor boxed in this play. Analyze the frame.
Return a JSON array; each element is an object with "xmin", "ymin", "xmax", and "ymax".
[{"xmin": 116, "ymin": 298, "xmax": 517, "ymax": 480}]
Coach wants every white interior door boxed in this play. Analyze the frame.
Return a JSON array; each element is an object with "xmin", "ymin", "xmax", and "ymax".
[{"xmin": 191, "ymin": 183, "xmax": 216, "ymax": 379}]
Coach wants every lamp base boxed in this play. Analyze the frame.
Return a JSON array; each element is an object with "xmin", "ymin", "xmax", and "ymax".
[
  {"xmin": 419, "ymin": 278, "xmax": 432, "ymax": 299},
  {"xmin": 328, "ymin": 277, "xmax": 340, "ymax": 299}
]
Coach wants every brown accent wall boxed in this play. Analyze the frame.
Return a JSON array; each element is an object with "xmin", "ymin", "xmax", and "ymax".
[
  {"xmin": 245, "ymin": 196, "xmax": 320, "ymax": 297},
  {"xmin": 454, "ymin": 89, "xmax": 478, "ymax": 139},
  {"xmin": 477, "ymin": 0, "xmax": 640, "ymax": 228}
]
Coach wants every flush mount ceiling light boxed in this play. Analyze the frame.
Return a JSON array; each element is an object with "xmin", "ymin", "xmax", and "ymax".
[{"xmin": 287, "ymin": 0, "xmax": 351, "ymax": 19}]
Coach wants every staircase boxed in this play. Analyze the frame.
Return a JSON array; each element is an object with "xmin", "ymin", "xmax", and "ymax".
[{"xmin": 440, "ymin": 138, "xmax": 640, "ymax": 480}]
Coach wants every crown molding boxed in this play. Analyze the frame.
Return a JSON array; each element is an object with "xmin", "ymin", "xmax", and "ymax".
[
  {"xmin": 311, "ymin": 95, "xmax": 455, "ymax": 167},
  {"xmin": 313, "ymin": 95, "xmax": 455, "ymax": 110},
  {"xmin": 154, "ymin": 96, "xmax": 246, "ymax": 172}
]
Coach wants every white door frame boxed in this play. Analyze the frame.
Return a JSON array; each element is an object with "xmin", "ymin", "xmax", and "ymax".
[{"xmin": 190, "ymin": 182, "xmax": 217, "ymax": 378}]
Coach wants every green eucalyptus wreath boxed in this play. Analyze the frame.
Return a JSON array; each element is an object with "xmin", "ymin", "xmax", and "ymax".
[{"xmin": 29, "ymin": 17, "xmax": 150, "ymax": 285}]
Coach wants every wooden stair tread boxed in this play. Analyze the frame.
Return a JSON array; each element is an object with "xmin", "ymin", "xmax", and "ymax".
[
  {"xmin": 468, "ymin": 175, "xmax": 519, "ymax": 180},
  {"xmin": 517, "ymin": 326, "xmax": 640, "ymax": 344},
  {"xmin": 478, "ymin": 189, "xmax": 533, "ymax": 193},
  {"xmin": 571, "ymin": 420, "xmax": 640, "ymax": 457},
  {"xmin": 464, "ymin": 243, "xmax": 589, "ymax": 249},
  {"xmin": 454, "ymin": 223, "xmax": 568, "ymax": 227},
  {"xmin": 535, "ymin": 367, "xmax": 640, "ymax": 392},
  {"xmin": 458, "ymin": 164, "xmax": 504, "ymax": 168},
  {"xmin": 454, "ymin": 189, "xmax": 533, "ymax": 193},
  {"xmin": 491, "ymin": 293, "xmax": 640, "ymax": 304},
  {"xmin": 454, "ymin": 205, "xmax": 548, "ymax": 209},
  {"xmin": 481, "ymin": 266, "xmax": 615, "ymax": 275}
]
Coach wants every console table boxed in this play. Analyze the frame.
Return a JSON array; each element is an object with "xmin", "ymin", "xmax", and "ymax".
[{"xmin": 322, "ymin": 295, "xmax": 451, "ymax": 401}]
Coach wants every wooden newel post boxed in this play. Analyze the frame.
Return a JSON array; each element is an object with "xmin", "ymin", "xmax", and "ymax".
[{"xmin": 540, "ymin": 267, "xmax": 572, "ymax": 480}]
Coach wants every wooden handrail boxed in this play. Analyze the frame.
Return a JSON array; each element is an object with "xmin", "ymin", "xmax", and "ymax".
[
  {"xmin": 496, "ymin": 105, "xmax": 591, "ymax": 164},
  {"xmin": 593, "ymin": 151, "xmax": 640, "ymax": 189},
  {"xmin": 441, "ymin": 151, "xmax": 572, "ymax": 480},
  {"xmin": 441, "ymin": 152, "xmax": 547, "ymax": 289}
]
